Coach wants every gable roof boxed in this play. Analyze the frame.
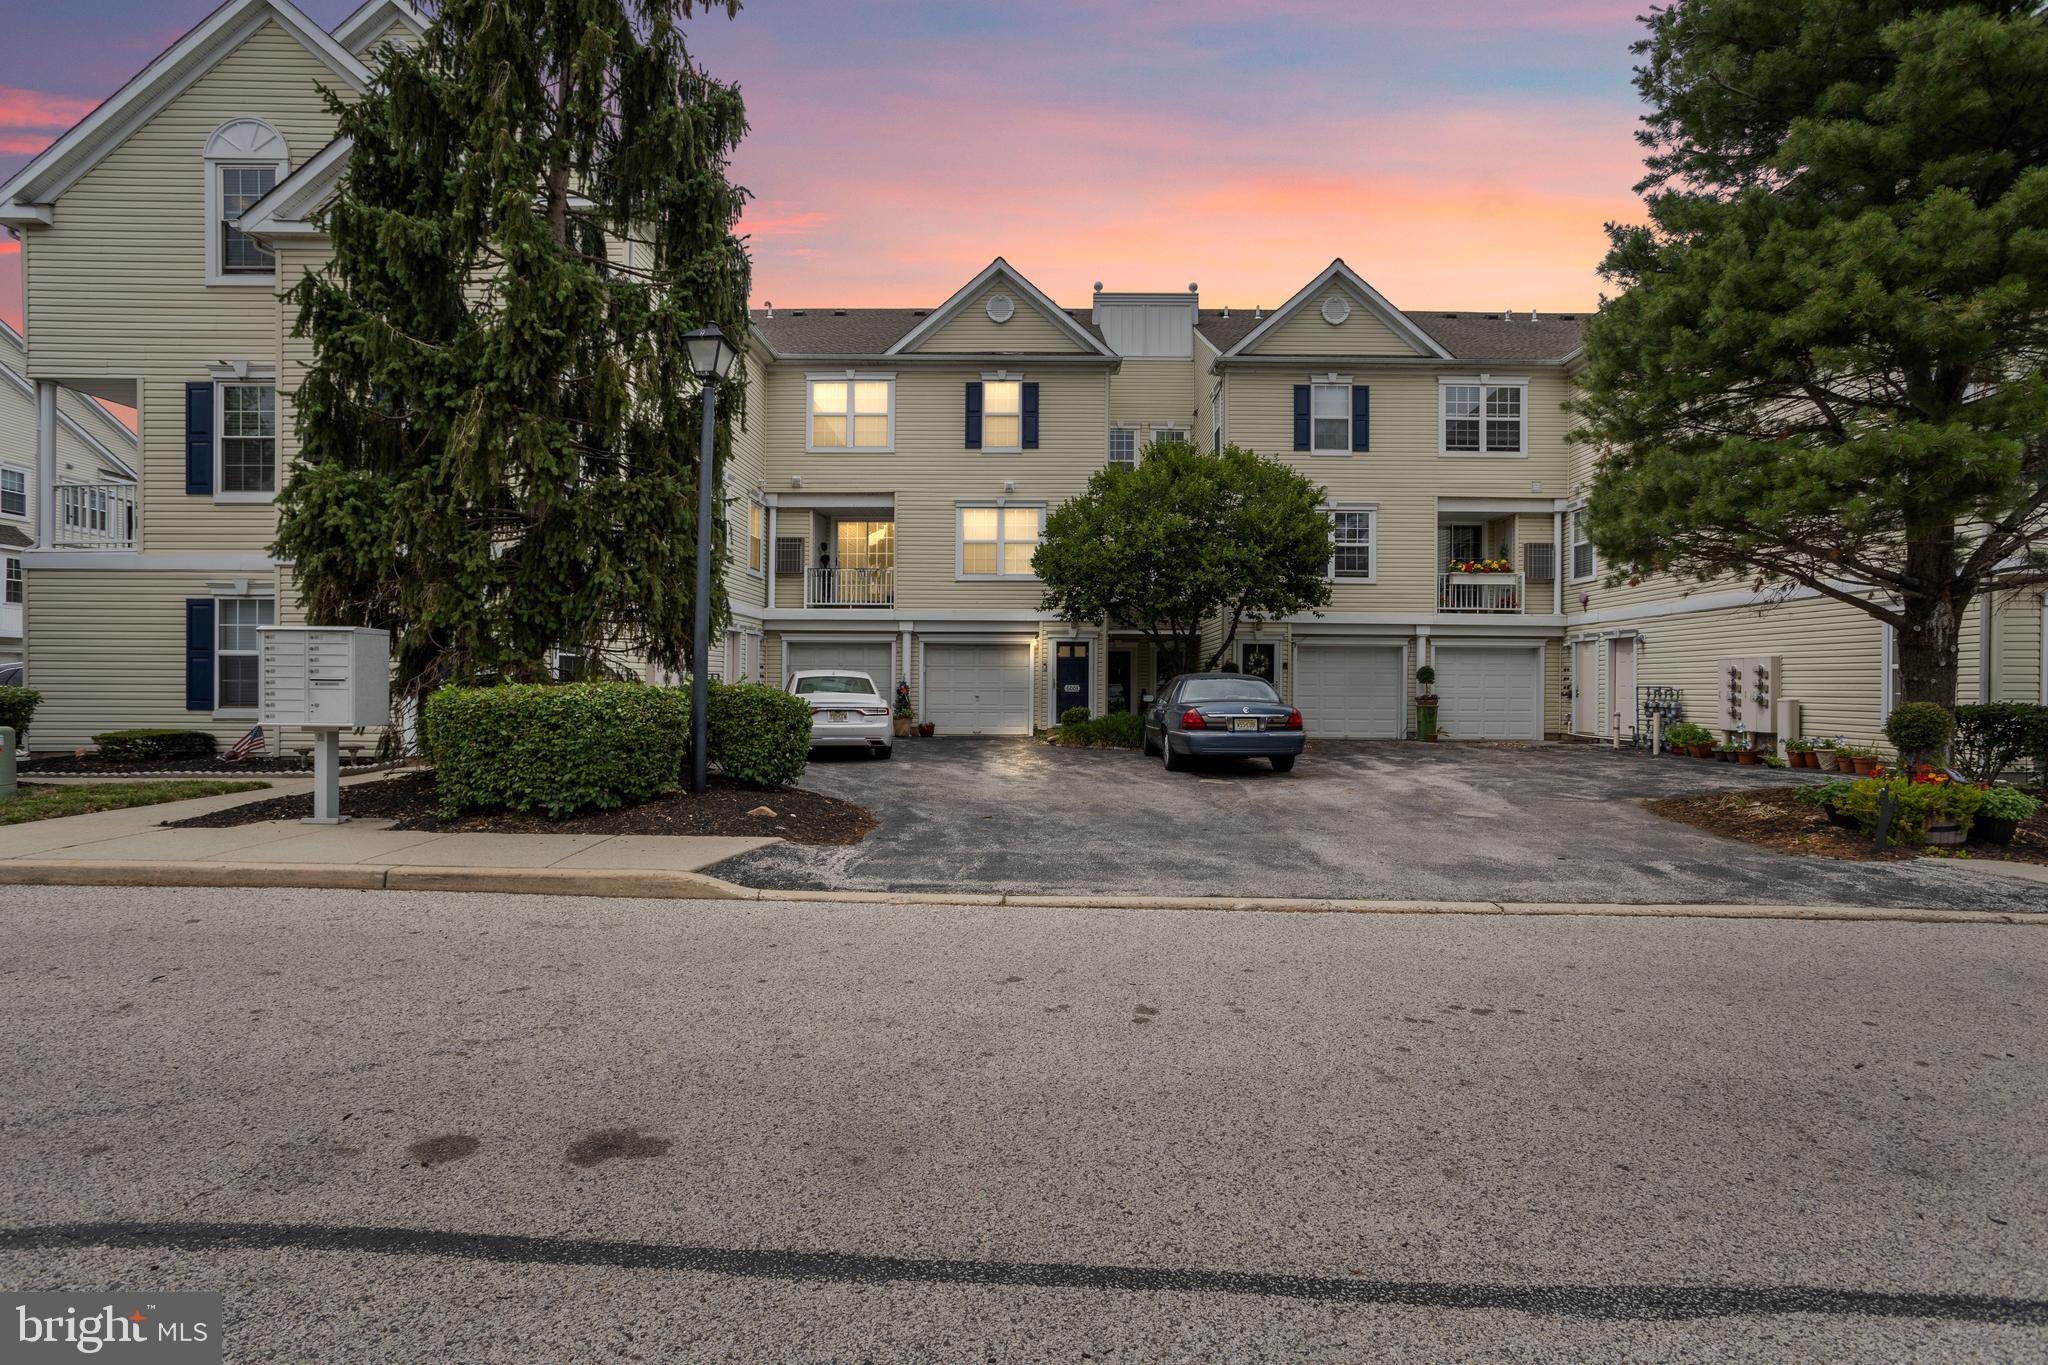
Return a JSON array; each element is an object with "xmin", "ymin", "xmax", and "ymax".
[
  {"xmin": 0, "ymin": 0, "xmax": 368, "ymax": 224},
  {"xmin": 1195, "ymin": 306, "xmax": 1585, "ymax": 363},
  {"xmin": 1218, "ymin": 259, "xmax": 1452, "ymax": 361},
  {"xmin": 332, "ymin": 0, "xmax": 427, "ymax": 54},
  {"xmin": 748, "ymin": 306, "xmax": 1114, "ymax": 358},
  {"xmin": 884, "ymin": 258, "xmax": 1116, "ymax": 358},
  {"xmin": 240, "ymin": 135, "xmax": 353, "ymax": 236}
]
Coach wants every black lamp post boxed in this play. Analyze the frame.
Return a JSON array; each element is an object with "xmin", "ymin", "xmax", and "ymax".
[{"xmin": 684, "ymin": 323, "xmax": 738, "ymax": 795}]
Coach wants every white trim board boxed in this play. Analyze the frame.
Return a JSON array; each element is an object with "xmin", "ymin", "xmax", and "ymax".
[
  {"xmin": 885, "ymin": 258, "xmax": 1116, "ymax": 358},
  {"xmin": 1565, "ymin": 578, "xmax": 1891, "ymax": 628}
]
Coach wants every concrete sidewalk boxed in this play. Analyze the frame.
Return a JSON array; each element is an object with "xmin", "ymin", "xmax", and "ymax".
[{"xmin": 0, "ymin": 779, "xmax": 777, "ymax": 884}]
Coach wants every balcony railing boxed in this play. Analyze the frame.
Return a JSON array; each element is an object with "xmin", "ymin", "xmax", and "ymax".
[
  {"xmin": 56, "ymin": 482, "xmax": 137, "ymax": 550},
  {"xmin": 1439, "ymin": 570, "xmax": 1524, "ymax": 613},
  {"xmin": 806, "ymin": 565, "xmax": 894, "ymax": 608}
]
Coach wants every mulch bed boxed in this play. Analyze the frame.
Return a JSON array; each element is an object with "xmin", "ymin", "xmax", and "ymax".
[
  {"xmin": 161, "ymin": 769, "xmax": 875, "ymax": 845},
  {"xmin": 1647, "ymin": 786, "xmax": 2048, "ymax": 865},
  {"xmin": 21, "ymin": 754, "xmax": 384, "ymax": 776}
]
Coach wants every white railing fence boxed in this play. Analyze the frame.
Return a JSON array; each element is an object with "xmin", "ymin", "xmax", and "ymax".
[
  {"xmin": 1438, "ymin": 571, "xmax": 1525, "ymax": 613},
  {"xmin": 56, "ymin": 482, "xmax": 138, "ymax": 549},
  {"xmin": 806, "ymin": 565, "xmax": 894, "ymax": 607}
]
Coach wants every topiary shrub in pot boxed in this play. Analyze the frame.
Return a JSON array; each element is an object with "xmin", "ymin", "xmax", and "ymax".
[
  {"xmin": 1974, "ymin": 785, "xmax": 2040, "ymax": 846},
  {"xmin": 1884, "ymin": 701, "xmax": 1955, "ymax": 772}
]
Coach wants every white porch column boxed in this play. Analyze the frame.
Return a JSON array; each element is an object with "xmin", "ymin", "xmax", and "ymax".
[
  {"xmin": 765, "ymin": 503, "xmax": 777, "ymax": 610},
  {"xmin": 35, "ymin": 380, "xmax": 57, "ymax": 548},
  {"xmin": 1551, "ymin": 508, "xmax": 1564, "ymax": 616}
]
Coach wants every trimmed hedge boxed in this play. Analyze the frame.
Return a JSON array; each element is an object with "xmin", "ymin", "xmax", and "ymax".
[
  {"xmin": 1060, "ymin": 705, "xmax": 1090, "ymax": 725},
  {"xmin": 1053, "ymin": 711, "xmax": 1144, "ymax": 749},
  {"xmin": 94, "ymin": 729, "xmax": 218, "ymax": 762},
  {"xmin": 1952, "ymin": 702, "xmax": 2048, "ymax": 783},
  {"xmin": 0, "ymin": 686, "xmax": 41, "ymax": 742},
  {"xmin": 1884, "ymin": 702, "xmax": 1954, "ymax": 768},
  {"xmin": 422, "ymin": 682, "xmax": 691, "ymax": 817},
  {"xmin": 708, "ymin": 680, "xmax": 812, "ymax": 787}
]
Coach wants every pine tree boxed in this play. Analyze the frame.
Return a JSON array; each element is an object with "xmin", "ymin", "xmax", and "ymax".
[
  {"xmin": 274, "ymin": 0, "xmax": 752, "ymax": 697},
  {"xmin": 1572, "ymin": 0, "xmax": 2048, "ymax": 709}
]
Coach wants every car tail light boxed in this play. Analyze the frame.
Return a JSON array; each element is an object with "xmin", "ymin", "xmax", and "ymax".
[
  {"xmin": 1181, "ymin": 708, "xmax": 1207, "ymax": 729},
  {"xmin": 856, "ymin": 707, "xmax": 889, "ymax": 717},
  {"xmin": 1279, "ymin": 708, "xmax": 1303, "ymax": 730}
]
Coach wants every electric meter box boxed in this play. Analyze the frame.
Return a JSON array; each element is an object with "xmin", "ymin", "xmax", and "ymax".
[{"xmin": 259, "ymin": 626, "xmax": 391, "ymax": 729}]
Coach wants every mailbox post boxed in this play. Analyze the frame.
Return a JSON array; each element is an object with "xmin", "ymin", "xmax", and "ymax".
[{"xmin": 259, "ymin": 626, "xmax": 391, "ymax": 825}]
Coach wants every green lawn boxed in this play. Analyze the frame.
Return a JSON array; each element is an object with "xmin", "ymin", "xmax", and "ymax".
[{"xmin": 0, "ymin": 781, "xmax": 270, "ymax": 825}]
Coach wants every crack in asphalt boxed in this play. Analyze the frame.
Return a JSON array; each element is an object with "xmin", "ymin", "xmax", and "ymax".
[{"xmin": 3, "ymin": 1222, "xmax": 2042, "ymax": 1326}]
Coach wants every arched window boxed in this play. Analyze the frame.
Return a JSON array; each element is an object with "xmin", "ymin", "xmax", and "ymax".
[{"xmin": 203, "ymin": 119, "xmax": 289, "ymax": 286}]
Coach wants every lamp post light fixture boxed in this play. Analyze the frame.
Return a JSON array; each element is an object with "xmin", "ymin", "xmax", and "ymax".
[{"xmin": 685, "ymin": 323, "xmax": 739, "ymax": 796}]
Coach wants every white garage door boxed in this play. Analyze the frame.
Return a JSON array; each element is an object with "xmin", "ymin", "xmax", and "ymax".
[
  {"xmin": 1293, "ymin": 643, "xmax": 1404, "ymax": 738},
  {"xmin": 784, "ymin": 639, "xmax": 895, "ymax": 693},
  {"xmin": 1435, "ymin": 646, "xmax": 1542, "ymax": 740},
  {"xmin": 923, "ymin": 641, "xmax": 1034, "ymax": 736}
]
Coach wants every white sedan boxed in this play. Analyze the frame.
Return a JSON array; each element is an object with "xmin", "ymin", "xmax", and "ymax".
[{"xmin": 788, "ymin": 669, "xmax": 894, "ymax": 758}]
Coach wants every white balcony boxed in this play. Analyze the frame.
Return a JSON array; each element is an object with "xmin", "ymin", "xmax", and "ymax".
[
  {"xmin": 805, "ymin": 565, "xmax": 893, "ymax": 608},
  {"xmin": 1439, "ymin": 570, "xmax": 1524, "ymax": 613},
  {"xmin": 55, "ymin": 482, "xmax": 137, "ymax": 550}
]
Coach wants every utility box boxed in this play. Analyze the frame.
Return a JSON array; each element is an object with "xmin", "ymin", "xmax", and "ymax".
[
  {"xmin": 1717, "ymin": 654, "xmax": 1780, "ymax": 736},
  {"xmin": 260, "ymin": 627, "xmax": 390, "ymax": 729}
]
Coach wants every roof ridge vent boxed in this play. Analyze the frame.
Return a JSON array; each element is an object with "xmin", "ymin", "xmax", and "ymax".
[
  {"xmin": 832, "ymin": 309, "xmax": 847, "ymax": 316},
  {"xmin": 790, "ymin": 309, "xmax": 806, "ymax": 316}
]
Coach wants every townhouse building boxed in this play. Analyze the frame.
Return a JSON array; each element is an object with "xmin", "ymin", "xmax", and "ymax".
[{"xmin": 1, "ymin": 0, "xmax": 2039, "ymax": 752}]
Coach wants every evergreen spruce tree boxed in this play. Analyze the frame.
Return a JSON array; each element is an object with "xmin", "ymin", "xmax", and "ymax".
[
  {"xmin": 275, "ymin": 0, "xmax": 752, "ymax": 697},
  {"xmin": 1572, "ymin": 0, "xmax": 2048, "ymax": 708}
]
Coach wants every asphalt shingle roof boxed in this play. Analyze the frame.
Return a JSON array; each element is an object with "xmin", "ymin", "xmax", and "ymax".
[{"xmin": 749, "ymin": 307, "xmax": 1108, "ymax": 356}]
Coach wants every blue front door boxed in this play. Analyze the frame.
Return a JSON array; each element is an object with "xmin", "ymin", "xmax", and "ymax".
[{"xmin": 1055, "ymin": 641, "xmax": 1090, "ymax": 717}]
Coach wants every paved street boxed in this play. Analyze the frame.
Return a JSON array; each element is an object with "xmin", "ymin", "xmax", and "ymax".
[
  {"xmin": 713, "ymin": 739, "xmax": 2046, "ymax": 913},
  {"xmin": 3, "ymin": 885, "xmax": 2044, "ymax": 1361}
]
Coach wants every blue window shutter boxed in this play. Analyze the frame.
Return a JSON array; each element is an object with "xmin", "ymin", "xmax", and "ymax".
[
  {"xmin": 1292, "ymin": 385, "xmax": 1310, "ymax": 451},
  {"xmin": 964, "ymin": 381, "xmax": 983, "ymax": 449},
  {"xmin": 1021, "ymin": 382, "xmax": 1039, "ymax": 449},
  {"xmin": 184, "ymin": 382, "xmax": 214, "ymax": 495},
  {"xmin": 185, "ymin": 599, "xmax": 215, "ymax": 711},
  {"xmin": 1352, "ymin": 385, "xmax": 1370, "ymax": 452}
]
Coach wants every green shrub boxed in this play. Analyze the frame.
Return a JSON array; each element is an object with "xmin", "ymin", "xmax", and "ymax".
[
  {"xmin": 422, "ymin": 681, "xmax": 690, "ymax": 817},
  {"xmin": 1979, "ymin": 786, "xmax": 2041, "ymax": 822},
  {"xmin": 708, "ymin": 680, "xmax": 812, "ymax": 787},
  {"xmin": 1059, "ymin": 705, "xmax": 1090, "ymax": 725},
  {"xmin": 1053, "ymin": 712, "xmax": 1144, "ymax": 749},
  {"xmin": 1665, "ymin": 721, "xmax": 1713, "ymax": 747},
  {"xmin": 1884, "ymin": 702, "xmax": 1954, "ymax": 768},
  {"xmin": 0, "ymin": 686, "xmax": 41, "ymax": 742},
  {"xmin": 93, "ymin": 729, "xmax": 218, "ymax": 761},
  {"xmin": 1836, "ymin": 774, "xmax": 1983, "ymax": 845},
  {"xmin": 1952, "ymin": 702, "xmax": 2048, "ymax": 784},
  {"xmin": 1795, "ymin": 779, "xmax": 1858, "ymax": 808}
]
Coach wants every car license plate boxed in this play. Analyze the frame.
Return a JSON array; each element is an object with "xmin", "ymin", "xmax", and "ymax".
[
  {"xmin": 829, "ymin": 710, "xmax": 848, "ymax": 722},
  {"xmin": 1231, "ymin": 717, "xmax": 1260, "ymax": 732}
]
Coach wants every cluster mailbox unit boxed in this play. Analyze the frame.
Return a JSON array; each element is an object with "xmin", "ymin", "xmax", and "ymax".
[{"xmin": 259, "ymin": 626, "xmax": 392, "ymax": 824}]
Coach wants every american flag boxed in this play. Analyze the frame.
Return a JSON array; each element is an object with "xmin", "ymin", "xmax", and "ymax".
[{"xmin": 222, "ymin": 724, "xmax": 265, "ymax": 762}]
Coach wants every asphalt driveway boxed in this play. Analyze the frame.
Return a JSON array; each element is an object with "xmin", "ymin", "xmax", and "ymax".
[{"xmin": 707, "ymin": 739, "xmax": 2046, "ymax": 912}]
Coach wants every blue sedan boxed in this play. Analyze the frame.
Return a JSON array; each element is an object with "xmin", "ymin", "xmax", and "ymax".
[{"xmin": 1142, "ymin": 672, "xmax": 1305, "ymax": 773}]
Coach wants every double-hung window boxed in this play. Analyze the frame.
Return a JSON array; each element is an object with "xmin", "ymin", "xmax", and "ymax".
[
  {"xmin": 4, "ymin": 556, "xmax": 21, "ymax": 605},
  {"xmin": 1108, "ymin": 428, "xmax": 1137, "ymax": 471},
  {"xmin": 1151, "ymin": 426, "xmax": 1187, "ymax": 448},
  {"xmin": 808, "ymin": 376, "xmax": 893, "ymax": 451},
  {"xmin": 744, "ymin": 500, "xmax": 764, "ymax": 574},
  {"xmin": 959, "ymin": 504, "xmax": 1042, "ymax": 578},
  {"xmin": 1330, "ymin": 508, "xmax": 1374, "ymax": 581},
  {"xmin": 1310, "ymin": 384, "xmax": 1350, "ymax": 454},
  {"xmin": 218, "ymin": 165, "xmax": 277, "ymax": 275},
  {"xmin": 216, "ymin": 596, "xmax": 274, "ymax": 711},
  {"xmin": 1442, "ymin": 379, "xmax": 1526, "ymax": 455},
  {"xmin": 218, "ymin": 382, "xmax": 277, "ymax": 495},
  {"xmin": 0, "ymin": 466, "xmax": 25, "ymax": 519},
  {"xmin": 982, "ymin": 381, "xmax": 1023, "ymax": 451},
  {"xmin": 1569, "ymin": 508, "xmax": 1595, "ymax": 582}
]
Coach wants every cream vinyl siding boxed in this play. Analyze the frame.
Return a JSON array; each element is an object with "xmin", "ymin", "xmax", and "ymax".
[
  {"xmin": 759, "ymin": 364, "xmax": 1108, "ymax": 611},
  {"xmin": 1193, "ymin": 336, "xmax": 1220, "ymax": 450},
  {"xmin": 1241, "ymin": 281, "xmax": 1424, "ymax": 357},
  {"xmin": 771, "ymin": 507, "xmax": 813, "ymax": 607},
  {"xmin": 1224, "ymin": 368, "xmax": 1574, "ymax": 615},
  {"xmin": 24, "ymin": 22, "xmax": 348, "ymax": 555},
  {"xmin": 723, "ymin": 349, "xmax": 769, "ymax": 608},
  {"xmin": 1107, "ymin": 358, "xmax": 1198, "ymax": 442},
  {"xmin": 910, "ymin": 282, "xmax": 1090, "ymax": 354}
]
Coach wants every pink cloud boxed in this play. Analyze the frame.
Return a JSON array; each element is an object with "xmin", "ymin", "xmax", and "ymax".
[
  {"xmin": 0, "ymin": 86, "xmax": 98, "ymax": 129},
  {"xmin": 0, "ymin": 234, "xmax": 19, "ymax": 336}
]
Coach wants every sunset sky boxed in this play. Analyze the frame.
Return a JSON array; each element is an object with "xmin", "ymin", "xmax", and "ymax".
[{"xmin": 0, "ymin": 0, "xmax": 1652, "ymax": 333}]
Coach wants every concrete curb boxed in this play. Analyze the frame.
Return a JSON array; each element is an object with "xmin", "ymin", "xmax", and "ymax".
[{"xmin": 0, "ymin": 858, "xmax": 2037, "ymax": 923}]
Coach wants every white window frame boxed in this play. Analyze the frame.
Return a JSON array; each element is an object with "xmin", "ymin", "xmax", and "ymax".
[
  {"xmin": 955, "ymin": 501, "xmax": 1044, "ymax": 581},
  {"xmin": 1567, "ymin": 505, "xmax": 1595, "ymax": 583},
  {"xmin": 1212, "ymin": 401, "xmax": 1223, "ymax": 454},
  {"xmin": 1446, "ymin": 522, "xmax": 1486, "ymax": 564},
  {"xmin": 980, "ymin": 374, "xmax": 1025, "ymax": 454},
  {"xmin": 804, "ymin": 371, "xmax": 896, "ymax": 453},
  {"xmin": 213, "ymin": 594, "xmax": 274, "ymax": 715},
  {"xmin": 0, "ymin": 464, "xmax": 27, "ymax": 520},
  {"xmin": 1327, "ymin": 504, "xmax": 1377, "ymax": 583},
  {"xmin": 203, "ymin": 119, "xmax": 289, "ymax": 288},
  {"xmin": 1108, "ymin": 425, "xmax": 1139, "ymax": 471},
  {"xmin": 4, "ymin": 556, "xmax": 21, "ymax": 606},
  {"xmin": 213, "ymin": 376, "xmax": 279, "ymax": 503},
  {"xmin": 1148, "ymin": 424, "xmax": 1189, "ymax": 451},
  {"xmin": 1438, "ymin": 375, "xmax": 1528, "ymax": 458},
  {"xmin": 1309, "ymin": 379, "xmax": 1352, "ymax": 456}
]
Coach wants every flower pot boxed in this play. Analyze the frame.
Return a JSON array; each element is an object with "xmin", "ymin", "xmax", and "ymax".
[
  {"xmin": 1852, "ymin": 756, "xmax": 1877, "ymax": 776},
  {"xmin": 1795, "ymin": 751, "xmax": 1814, "ymax": 768},
  {"xmin": 1736, "ymin": 749, "xmax": 1758, "ymax": 765},
  {"xmin": 1975, "ymin": 816, "xmax": 2017, "ymax": 845},
  {"xmin": 1689, "ymin": 743, "xmax": 1714, "ymax": 758},
  {"xmin": 1812, "ymin": 749, "xmax": 1837, "ymax": 771},
  {"xmin": 917, "ymin": 722, "xmax": 935, "ymax": 738},
  {"xmin": 1925, "ymin": 821, "xmax": 1965, "ymax": 848},
  {"xmin": 892, "ymin": 717, "xmax": 912, "ymax": 738},
  {"xmin": 1823, "ymin": 803, "xmax": 1860, "ymax": 831}
]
